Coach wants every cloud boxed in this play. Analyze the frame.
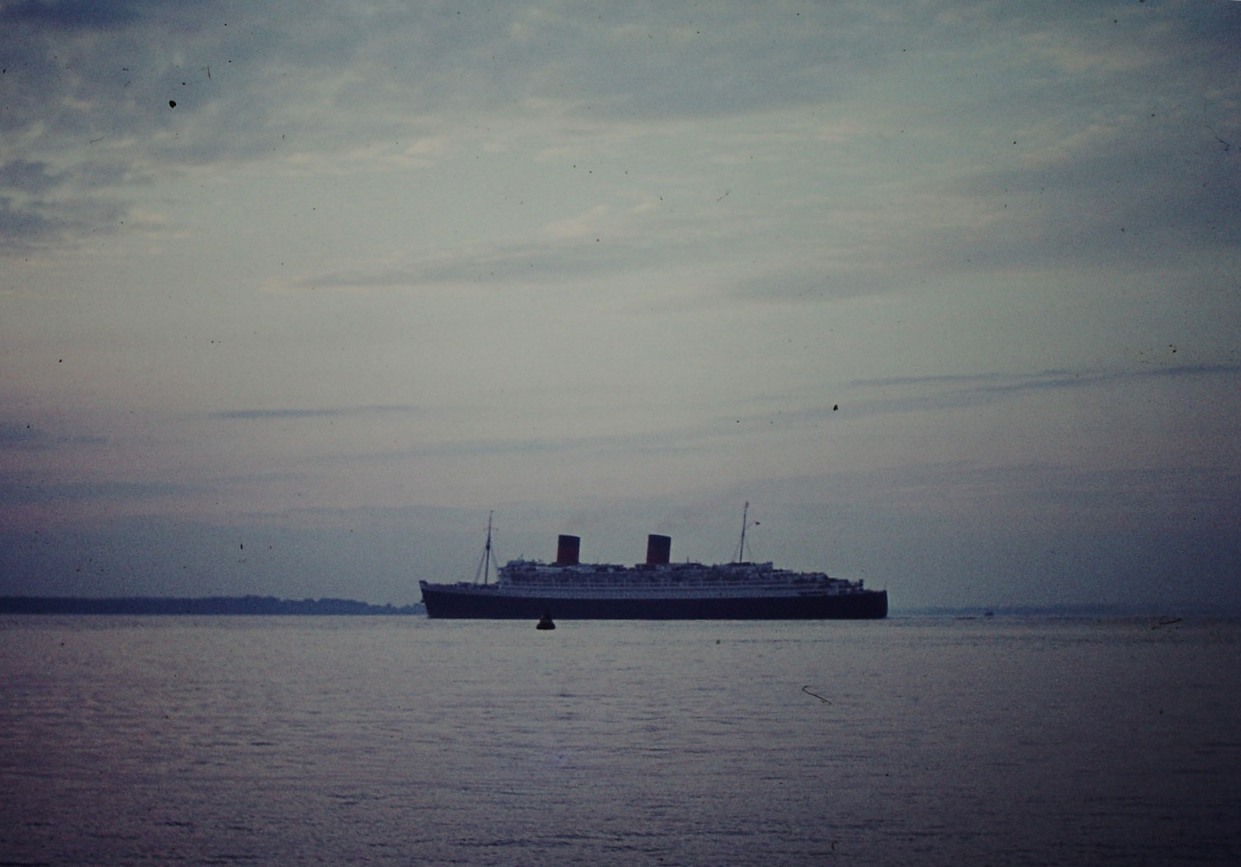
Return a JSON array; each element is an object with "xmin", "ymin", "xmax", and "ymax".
[
  {"xmin": 0, "ymin": 4, "xmax": 930, "ymax": 250},
  {"xmin": 211, "ymin": 404, "xmax": 421, "ymax": 421},
  {"xmin": 0, "ymin": 159, "xmax": 62, "ymax": 194},
  {"xmin": 854, "ymin": 363, "xmax": 1241, "ymax": 392},
  {"xmin": 278, "ymin": 196, "xmax": 706, "ymax": 293},
  {"xmin": 842, "ymin": 363, "xmax": 1241, "ymax": 416},
  {"xmin": 0, "ymin": 0, "xmax": 144, "ymax": 30},
  {"xmin": 289, "ymin": 360, "xmax": 1241, "ymax": 464},
  {"xmin": 283, "ymin": 237, "xmax": 650, "ymax": 293},
  {"xmin": 0, "ymin": 476, "xmax": 196, "ymax": 506},
  {"xmin": 0, "ymin": 193, "xmax": 126, "ymax": 251},
  {"xmin": 4, "ymin": 0, "xmax": 1238, "ymax": 260},
  {"xmin": 0, "ymin": 199, "xmax": 63, "ymax": 249},
  {"xmin": 727, "ymin": 264, "xmax": 906, "ymax": 305},
  {"xmin": 0, "ymin": 422, "xmax": 107, "ymax": 450},
  {"xmin": 941, "ymin": 126, "xmax": 1241, "ymax": 273},
  {"xmin": 0, "ymin": 423, "xmax": 51, "ymax": 449}
]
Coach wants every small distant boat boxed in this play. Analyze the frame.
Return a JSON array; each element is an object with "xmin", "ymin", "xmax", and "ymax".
[{"xmin": 536, "ymin": 612, "xmax": 556, "ymax": 630}]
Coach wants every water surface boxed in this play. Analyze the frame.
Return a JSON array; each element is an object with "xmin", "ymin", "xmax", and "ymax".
[{"xmin": 3, "ymin": 616, "xmax": 1238, "ymax": 865}]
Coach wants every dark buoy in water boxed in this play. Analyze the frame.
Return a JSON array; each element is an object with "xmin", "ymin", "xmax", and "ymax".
[{"xmin": 536, "ymin": 612, "xmax": 555, "ymax": 630}]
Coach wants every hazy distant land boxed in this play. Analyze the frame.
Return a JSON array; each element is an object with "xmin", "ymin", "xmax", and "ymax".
[
  {"xmin": 0, "ymin": 597, "xmax": 1219, "ymax": 618},
  {"xmin": 0, "ymin": 596, "xmax": 425, "ymax": 616}
]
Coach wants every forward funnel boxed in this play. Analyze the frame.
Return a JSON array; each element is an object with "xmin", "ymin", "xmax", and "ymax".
[{"xmin": 555, "ymin": 534, "xmax": 580, "ymax": 566}]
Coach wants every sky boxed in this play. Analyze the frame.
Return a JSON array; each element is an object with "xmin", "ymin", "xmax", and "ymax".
[{"xmin": 2, "ymin": 0, "xmax": 1239, "ymax": 612}]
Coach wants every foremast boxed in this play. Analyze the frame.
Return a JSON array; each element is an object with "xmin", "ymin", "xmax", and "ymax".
[{"xmin": 475, "ymin": 511, "xmax": 496, "ymax": 585}]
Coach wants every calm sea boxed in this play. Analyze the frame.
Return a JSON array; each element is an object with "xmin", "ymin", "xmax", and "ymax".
[{"xmin": 2, "ymin": 615, "xmax": 1239, "ymax": 866}]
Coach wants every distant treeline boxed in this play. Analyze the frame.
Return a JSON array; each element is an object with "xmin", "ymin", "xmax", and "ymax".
[{"xmin": 0, "ymin": 595, "xmax": 425, "ymax": 615}]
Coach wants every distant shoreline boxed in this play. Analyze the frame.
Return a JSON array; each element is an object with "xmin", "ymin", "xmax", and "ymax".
[
  {"xmin": 897, "ymin": 604, "xmax": 1236, "ymax": 619},
  {"xmin": 1, "ymin": 597, "xmax": 1228, "ymax": 619},
  {"xmin": 0, "ymin": 596, "xmax": 425, "ymax": 616}
]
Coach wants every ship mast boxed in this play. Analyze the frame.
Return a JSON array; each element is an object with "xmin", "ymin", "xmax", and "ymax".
[
  {"xmin": 475, "ymin": 511, "xmax": 495, "ymax": 584},
  {"xmin": 734, "ymin": 501, "xmax": 750, "ymax": 563}
]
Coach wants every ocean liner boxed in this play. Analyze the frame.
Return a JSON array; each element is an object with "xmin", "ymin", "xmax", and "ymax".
[{"xmin": 419, "ymin": 508, "xmax": 888, "ymax": 620}]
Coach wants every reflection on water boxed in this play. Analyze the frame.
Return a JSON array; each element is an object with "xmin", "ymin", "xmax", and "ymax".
[{"xmin": 2, "ymin": 616, "xmax": 1239, "ymax": 865}]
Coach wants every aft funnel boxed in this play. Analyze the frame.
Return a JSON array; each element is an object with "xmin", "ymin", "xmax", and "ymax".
[{"xmin": 645, "ymin": 534, "xmax": 672, "ymax": 565}]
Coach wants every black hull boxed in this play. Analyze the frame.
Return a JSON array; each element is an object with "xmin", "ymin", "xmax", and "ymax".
[{"xmin": 420, "ymin": 585, "xmax": 888, "ymax": 620}]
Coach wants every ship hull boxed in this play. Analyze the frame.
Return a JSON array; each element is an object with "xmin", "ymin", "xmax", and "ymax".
[{"xmin": 420, "ymin": 584, "xmax": 888, "ymax": 620}]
